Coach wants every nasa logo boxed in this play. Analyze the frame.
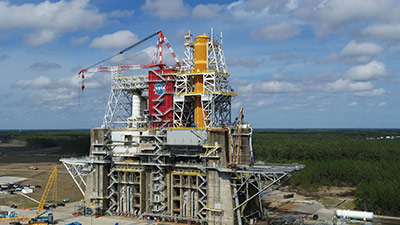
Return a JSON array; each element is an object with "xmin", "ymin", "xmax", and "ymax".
[{"xmin": 154, "ymin": 82, "xmax": 166, "ymax": 95}]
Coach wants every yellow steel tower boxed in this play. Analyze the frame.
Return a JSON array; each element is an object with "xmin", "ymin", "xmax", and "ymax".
[{"xmin": 194, "ymin": 34, "xmax": 209, "ymax": 128}]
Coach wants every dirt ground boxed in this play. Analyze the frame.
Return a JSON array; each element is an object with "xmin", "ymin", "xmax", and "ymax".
[
  {"xmin": 0, "ymin": 159, "xmax": 82, "ymax": 209},
  {"xmin": 263, "ymin": 186, "xmax": 358, "ymax": 224}
]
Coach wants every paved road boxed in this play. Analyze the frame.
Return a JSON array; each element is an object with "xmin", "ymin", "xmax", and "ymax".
[
  {"xmin": 0, "ymin": 203, "xmax": 170, "ymax": 225},
  {"xmin": 0, "ymin": 168, "xmax": 69, "ymax": 174}
]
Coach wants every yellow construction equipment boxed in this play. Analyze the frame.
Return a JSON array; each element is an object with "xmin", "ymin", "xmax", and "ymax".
[
  {"xmin": 34, "ymin": 166, "xmax": 57, "ymax": 223},
  {"xmin": 0, "ymin": 167, "xmax": 58, "ymax": 224}
]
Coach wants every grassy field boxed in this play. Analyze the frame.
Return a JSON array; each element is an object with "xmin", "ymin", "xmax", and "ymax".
[{"xmin": 0, "ymin": 161, "xmax": 82, "ymax": 208}]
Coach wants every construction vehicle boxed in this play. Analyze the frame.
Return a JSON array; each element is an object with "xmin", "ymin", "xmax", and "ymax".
[
  {"xmin": 28, "ymin": 166, "xmax": 38, "ymax": 170},
  {"xmin": 29, "ymin": 166, "xmax": 57, "ymax": 224},
  {"xmin": 0, "ymin": 167, "xmax": 57, "ymax": 224}
]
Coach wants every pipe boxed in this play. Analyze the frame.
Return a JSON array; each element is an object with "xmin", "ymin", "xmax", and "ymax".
[
  {"xmin": 249, "ymin": 127, "xmax": 255, "ymax": 165},
  {"xmin": 191, "ymin": 191, "xmax": 194, "ymax": 217},
  {"xmin": 233, "ymin": 180, "xmax": 243, "ymax": 225}
]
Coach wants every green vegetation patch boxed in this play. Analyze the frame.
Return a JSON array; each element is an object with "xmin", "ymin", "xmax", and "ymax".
[{"xmin": 253, "ymin": 129, "xmax": 400, "ymax": 216}]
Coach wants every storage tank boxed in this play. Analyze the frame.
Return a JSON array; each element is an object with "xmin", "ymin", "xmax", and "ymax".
[{"xmin": 335, "ymin": 210, "xmax": 373, "ymax": 221}]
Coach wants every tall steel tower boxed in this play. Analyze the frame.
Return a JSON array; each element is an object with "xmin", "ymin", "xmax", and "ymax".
[{"xmin": 61, "ymin": 29, "xmax": 303, "ymax": 225}]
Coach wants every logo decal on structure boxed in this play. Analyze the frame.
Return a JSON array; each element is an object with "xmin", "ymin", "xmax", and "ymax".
[{"xmin": 154, "ymin": 82, "xmax": 166, "ymax": 95}]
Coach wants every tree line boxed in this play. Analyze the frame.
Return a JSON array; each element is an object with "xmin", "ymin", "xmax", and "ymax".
[
  {"xmin": 252, "ymin": 129, "xmax": 400, "ymax": 216},
  {"xmin": 0, "ymin": 130, "xmax": 90, "ymax": 155}
]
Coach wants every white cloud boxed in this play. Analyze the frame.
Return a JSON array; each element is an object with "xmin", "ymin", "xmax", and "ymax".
[
  {"xmin": 361, "ymin": 23, "xmax": 400, "ymax": 41},
  {"xmin": 377, "ymin": 102, "xmax": 387, "ymax": 107},
  {"xmin": 141, "ymin": 0, "xmax": 189, "ymax": 20},
  {"xmin": 71, "ymin": 36, "xmax": 90, "ymax": 45},
  {"xmin": 29, "ymin": 88, "xmax": 79, "ymax": 111},
  {"xmin": 107, "ymin": 46, "xmax": 161, "ymax": 65},
  {"xmin": 193, "ymin": 4, "xmax": 225, "ymax": 18},
  {"xmin": 108, "ymin": 10, "xmax": 134, "ymax": 18},
  {"xmin": 25, "ymin": 30, "xmax": 58, "ymax": 46},
  {"xmin": 354, "ymin": 88, "xmax": 386, "ymax": 97},
  {"xmin": 325, "ymin": 79, "xmax": 373, "ymax": 92},
  {"xmin": 239, "ymin": 80, "xmax": 302, "ymax": 94},
  {"xmin": 14, "ymin": 71, "xmax": 109, "ymax": 111},
  {"xmin": 244, "ymin": 0, "xmax": 297, "ymax": 13},
  {"xmin": 318, "ymin": 40, "xmax": 383, "ymax": 64},
  {"xmin": 231, "ymin": 78, "xmax": 251, "ymax": 86},
  {"xmin": 58, "ymin": 72, "xmax": 110, "ymax": 90},
  {"xmin": 341, "ymin": 40, "xmax": 383, "ymax": 56},
  {"xmin": 90, "ymin": 30, "xmax": 139, "ymax": 50},
  {"xmin": 348, "ymin": 101, "xmax": 358, "ymax": 107},
  {"xmin": 14, "ymin": 76, "xmax": 52, "ymax": 89},
  {"xmin": 290, "ymin": 0, "xmax": 400, "ymax": 37},
  {"xmin": 29, "ymin": 61, "xmax": 61, "ymax": 72},
  {"xmin": 0, "ymin": 0, "xmax": 106, "ymax": 45},
  {"xmin": 251, "ymin": 22, "xmax": 301, "ymax": 41},
  {"xmin": 345, "ymin": 61, "xmax": 387, "ymax": 81},
  {"xmin": 31, "ymin": 88, "xmax": 77, "ymax": 102}
]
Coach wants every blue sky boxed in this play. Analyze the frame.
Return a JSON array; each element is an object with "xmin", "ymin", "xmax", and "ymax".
[{"xmin": 1, "ymin": 0, "xmax": 400, "ymax": 129}]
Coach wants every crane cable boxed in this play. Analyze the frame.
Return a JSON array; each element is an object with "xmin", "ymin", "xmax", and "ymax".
[
  {"xmin": 83, "ymin": 30, "xmax": 160, "ymax": 71},
  {"xmin": 77, "ymin": 30, "xmax": 161, "ymax": 104}
]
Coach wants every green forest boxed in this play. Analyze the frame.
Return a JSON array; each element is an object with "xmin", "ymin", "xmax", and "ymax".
[
  {"xmin": 252, "ymin": 129, "xmax": 400, "ymax": 216},
  {"xmin": 0, "ymin": 130, "xmax": 90, "ymax": 155}
]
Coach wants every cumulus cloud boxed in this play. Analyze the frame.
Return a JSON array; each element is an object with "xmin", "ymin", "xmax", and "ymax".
[
  {"xmin": 354, "ymin": 88, "xmax": 386, "ymax": 97},
  {"xmin": 29, "ymin": 61, "xmax": 61, "ymax": 72},
  {"xmin": 341, "ymin": 40, "xmax": 383, "ymax": 56},
  {"xmin": 318, "ymin": 40, "xmax": 383, "ymax": 64},
  {"xmin": 141, "ymin": 0, "xmax": 190, "ymax": 20},
  {"xmin": 291, "ymin": 0, "xmax": 397, "ymax": 36},
  {"xmin": 58, "ymin": 73, "xmax": 109, "ymax": 90},
  {"xmin": 193, "ymin": 4, "xmax": 225, "ymax": 18},
  {"xmin": 90, "ymin": 30, "xmax": 139, "ymax": 50},
  {"xmin": 325, "ymin": 79, "xmax": 373, "ymax": 92},
  {"xmin": 0, "ymin": 0, "xmax": 106, "ymax": 45},
  {"xmin": 14, "ymin": 70, "xmax": 110, "ymax": 111},
  {"xmin": 29, "ymin": 88, "xmax": 79, "ymax": 111},
  {"xmin": 251, "ymin": 22, "xmax": 300, "ymax": 41},
  {"xmin": 361, "ymin": 23, "xmax": 400, "ymax": 41},
  {"xmin": 71, "ymin": 36, "xmax": 90, "ymax": 45},
  {"xmin": 345, "ymin": 61, "xmax": 387, "ymax": 81},
  {"xmin": 239, "ymin": 80, "xmax": 302, "ymax": 94},
  {"xmin": 228, "ymin": 0, "xmax": 400, "ymax": 40},
  {"xmin": 14, "ymin": 76, "xmax": 52, "ymax": 89}
]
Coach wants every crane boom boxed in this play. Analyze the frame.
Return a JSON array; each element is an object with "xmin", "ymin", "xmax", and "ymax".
[
  {"xmin": 36, "ymin": 166, "xmax": 57, "ymax": 219},
  {"xmin": 76, "ymin": 30, "xmax": 181, "ymax": 92}
]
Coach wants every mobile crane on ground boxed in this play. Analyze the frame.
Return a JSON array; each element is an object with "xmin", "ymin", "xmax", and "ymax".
[{"xmin": 0, "ymin": 167, "xmax": 57, "ymax": 225}]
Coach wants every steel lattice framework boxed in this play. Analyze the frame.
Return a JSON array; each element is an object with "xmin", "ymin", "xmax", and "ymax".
[
  {"xmin": 60, "ymin": 29, "xmax": 304, "ymax": 225},
  {"xmin": 173, "ymin": 33, "xmax": 235, "ymax": 128}
]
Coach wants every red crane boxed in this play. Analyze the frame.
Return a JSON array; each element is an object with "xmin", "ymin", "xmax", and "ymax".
[{"xmin": 77, "ymin": 30, "xmax": 181, "ymax": 91}]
